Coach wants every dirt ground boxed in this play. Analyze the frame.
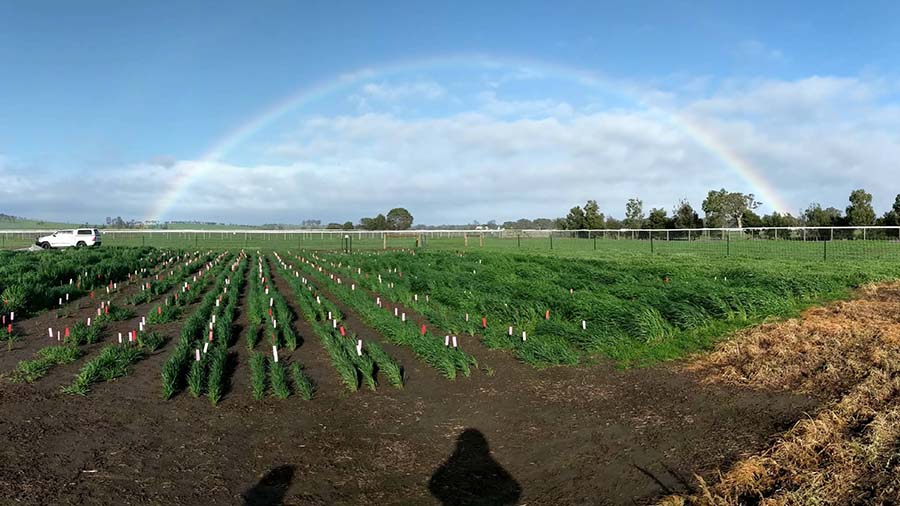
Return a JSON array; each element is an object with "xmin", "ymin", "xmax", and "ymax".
[{"xmin": 0, "ymin": 258, "xmax": 821, "ymax": 506}]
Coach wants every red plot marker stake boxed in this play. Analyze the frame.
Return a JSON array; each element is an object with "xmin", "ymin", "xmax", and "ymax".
[
  {"xmin": 339, "ymin": 326, "xmax": 346, "ymax": 337},
  {"xmin": 65, "ymin": 327, "xmax": 70, "ymax": 338},
  {"xmin": 158, "ymin": 306, "xmax": 162, "ymax": 315},
  {"xmin": 6, "ymin": 324, "xmax": 11, "ymax": 334},
  {"xmin": 421, "ymin": 324, "xmax": 427, "ymax": 336},
  {"xmin": 482, "ymin": 317, "xmax": 487, "ymax": 329},
  {"xmin": 545, "ymin": 310, "xmax": 550, "ymax": 320},
  {"xmin": 90, "ymin": 291, "xmax": 94, "ymax": 300}
]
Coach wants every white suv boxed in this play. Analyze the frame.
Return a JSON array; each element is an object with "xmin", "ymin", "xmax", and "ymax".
[{"xmin": 36, "ymin": 229, "xmax": 102, "ymax": 249}]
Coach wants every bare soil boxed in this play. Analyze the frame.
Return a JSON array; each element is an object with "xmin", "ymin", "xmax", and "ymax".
[{"xmin": 0, "ymin": 258, "xmax": 823, "ymax": 506}]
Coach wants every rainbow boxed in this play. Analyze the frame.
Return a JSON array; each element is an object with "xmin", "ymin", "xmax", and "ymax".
[{"xmin": 145, "ymin": 55, "xmax": 791, "ymax": 222}]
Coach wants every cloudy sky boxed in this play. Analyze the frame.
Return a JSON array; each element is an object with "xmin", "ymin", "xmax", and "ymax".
[{"xmin": 2, "ymin": 1, "xmax": 900, "ymax": 225}]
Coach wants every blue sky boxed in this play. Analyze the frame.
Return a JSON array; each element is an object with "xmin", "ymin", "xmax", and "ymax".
[{"xmin": 2, "ymin": 1, "xmax": 900, "ymax": 224}]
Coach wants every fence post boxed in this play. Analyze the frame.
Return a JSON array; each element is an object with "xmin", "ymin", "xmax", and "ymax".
[
  {"xmin": 823, "ymin": 240, "xmax": 828, "ymax": 262},
  {"xmin": 650, "ymin": 234, "xmax": 654, "ymax": 254},
  {"xmin": 593, "ymin": 235, "xmax": 596, "ymax": 250},
  {"xmin": 726, "ymin": 232, "xmax": 730, "ymax": 257},
  {"xmin": 517, "ymin": 233, "xmax": 520, "ymax": 248},
  {"xmin": 550, "ymin": 234, "xmax": 553, "ymax": 250}
]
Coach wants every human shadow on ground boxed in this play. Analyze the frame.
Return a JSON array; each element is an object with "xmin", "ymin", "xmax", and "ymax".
[
  {"xmin": 243, "ymin": 464, "xmax": 295, "ymax": 506},
  {"xmin": 429, "ymin": 428, "xmax": 522, "ymax": 506}
]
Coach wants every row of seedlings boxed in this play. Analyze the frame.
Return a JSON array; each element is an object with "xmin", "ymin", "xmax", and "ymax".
[
  {"xmin": 292, "ymin": 252, "xmax": 475, "ymax": 379},
  {"xmin": 159, "ymin": 252, "xmax": 237, "ymax": 399},
  {"xmin": 244, "ymin": 253, "xmax": 309, "ymax": 400},
  {"xmin": 1, "ymin": 247, "xmax": 168, "ymax": 319},
  {"xmin": 274, "ymin": 252, "xmax": 402, "ymax": 392},
  {"xmin": 317, "ymin": 251, "xmax": 582, "ymax": 366},
  {"xmin": 198, "ymin": 252, "xmax": 248, "ymax": 405},
  {"xmin": 7, "ymin": 253, "xmax": 196, "ymax": 383},
  {"xmin": 126, "ymin": 251, "xmax": 213, "ymax": 306},
  {"xmin": 59, "ymin": 254, "xmax": 236, "ymax": 394}
]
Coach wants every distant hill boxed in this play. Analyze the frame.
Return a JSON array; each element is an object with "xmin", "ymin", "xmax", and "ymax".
[{"xmin": 0, "ymin": 214, "xmax": 83, "ymax": 230}]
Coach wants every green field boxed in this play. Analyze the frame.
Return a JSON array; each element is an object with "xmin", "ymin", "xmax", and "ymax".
[
  {"xmin": 3, "ymin": 230, "xmax": 897, "ymax": 264},
  {"xmin": 3, "ymin": 243, "xmax": 899, "ymax": 372},
  {"xmin": 301, "ymin": 248, "xmax": 900, "ymax": 366}
]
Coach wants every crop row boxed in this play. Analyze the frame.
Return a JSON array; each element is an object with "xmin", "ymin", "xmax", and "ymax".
[
  {"xmin": 290, "ymin": 252, "xmax": 474, "ymax": 379},
  {"xmin": 272, "ymin": 252, "xmax": 400, "ymax": 392},
  {"xmin": 314, "ymin": 249, "xmax": 885, "ymax": 365},
  {"xmin": 0, "ymin": 247, "xmax": 169, "ymax": 317},
  {"xmin": 160, "ymin": 251, "xmax": 240, "ymax": 399}
]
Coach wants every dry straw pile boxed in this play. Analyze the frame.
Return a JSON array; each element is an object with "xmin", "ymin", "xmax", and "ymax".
[{"xmin": 663, "ymin": 283, "xmax": 900, "ymax": 505}]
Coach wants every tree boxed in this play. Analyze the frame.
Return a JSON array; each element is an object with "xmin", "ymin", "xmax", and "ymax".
[
  {"xmin": 604, "ymin": 217, "xmax": 624, "ymax": 229},
  {"xmin": 342, "ymin": 221, "xmax": 354, "ymax": 230},
  {"xmin": 386, "ymin": 208, "xmax": 414, "ymax": 230},
  {"xmin": 672, "ymin": 199, "xmax": 702, "ymax": 229},
  {"xmin": 884, "ymin": 194, "xmax": 900, "ymax": 226},
  {"xmin": 533, "ymin": 218, "xmax": 554, "ymax": 230},
  {"xmin": 845, "ymin": 189, "xmax": 875, "ymax": 226},
  {"xmin": 702, "ymin": 189, "xmax": 760, "ymax": 228},
  {"xmin": 762, "ymin": 212, "xmax": 800, "ymax": 228},
  {"xmin": 624, "ymin": 198, "xmax": 644, "ymax": 229},
  {"xmin": 741, "ymin": 209, "xmax": 763, "ymax": 228},
  {"xmin": 565, "ymin": 206, "xmax": 586, "ymax": 230},
  {"xmin": 583, "ymin": 200, "xmax": 605, "ymax": 229},
  {"xmin": 325, "ymin": 222, "xmax": 343, "ymax": 230},
  {"xmin": 360, "ymin": 214, "xmax": 388, "ymax": 230},
  {"xmin": 803, "ymin": 203, "xmax": 843, "ymax": 227},
  {"xmin": 646, "ymin": 208, "xmax": 669, "ymax": 229}
]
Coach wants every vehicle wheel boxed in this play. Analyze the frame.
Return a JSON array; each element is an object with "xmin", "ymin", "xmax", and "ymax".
[
  {"xmin": 76, "ymin": 241, "xmax": 86, "ymax": 248},
  {"xmin": 40, "ymin": 242, "xmax": 51, "ymax": 249}
]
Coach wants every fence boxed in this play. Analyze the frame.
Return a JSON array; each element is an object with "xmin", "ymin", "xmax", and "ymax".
[{"xmin": 2, "ymin": 227, "xmax": 899, "ymax": 262}]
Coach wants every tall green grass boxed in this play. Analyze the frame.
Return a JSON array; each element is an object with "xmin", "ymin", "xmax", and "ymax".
[{"xmin": 314, "ymin": 248, "xmax": 900, "ymax": 367}]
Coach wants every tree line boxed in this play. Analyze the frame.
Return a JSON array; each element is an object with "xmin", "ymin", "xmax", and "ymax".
[{"xmin": 504, "ymin": 189, "xmax": 900, "ymax": 230}]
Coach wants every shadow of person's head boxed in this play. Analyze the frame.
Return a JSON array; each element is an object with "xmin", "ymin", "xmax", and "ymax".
[
  {"xmin": 429, "ymin": 428, "xmax": 521, "ymax": 506},
  {"xmin": 243, "ymin": 464, "xmax": 295, "ymax": 506}
]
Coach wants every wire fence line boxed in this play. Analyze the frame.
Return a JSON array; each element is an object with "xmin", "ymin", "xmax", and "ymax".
[{"xmin": 2, "ymin": 226, "xmax": 899, "ymax": 261}]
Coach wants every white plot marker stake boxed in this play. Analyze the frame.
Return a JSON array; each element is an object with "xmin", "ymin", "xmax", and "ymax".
[
  {"xmin": 452, "ymin": 336, "xmax": 458, "ymax": 348},
  {"xmin": 118, "ymin": 333, "xmax": 122, "ymax": 344},
  {"xmin": 582, "ymin": 320, "xmax": 587, "ymax": 330},
  {"xmin": 444, "ymin": 335, "xmax": 450, "ymax": 346},
  {"xmin": 203, "ymin": 342, "xmax": 209, "ymax": 354},
  {"xmin": 356, "ymin": 340, "xmax": 363, "ymax": 356},
  {"xmin": 508, "ymin": 326, "xmax": 513, "ymax": 336},
  {"xmin": 522, "ymin": 331, "xmax": 527, "ymax": 342},
  {"xmin": 272, "ymin": 346, "xmax": 279, "ymax": 362}
]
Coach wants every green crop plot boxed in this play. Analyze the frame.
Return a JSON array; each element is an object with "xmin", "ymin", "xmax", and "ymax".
[{"xmin": 309, "ymin": 248, "xmax": 900, "ymax": 366}]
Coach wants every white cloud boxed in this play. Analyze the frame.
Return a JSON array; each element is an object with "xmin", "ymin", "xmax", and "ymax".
[
  {"xmin": 359, "ymin": 81, "xmax": 445, "ymax": 101},
  {"xmin": 6, "ymin": 73, "xmax": 900, "ymax": 225},
  {"xmin": 737, "ymin": 39, "xmax": 785, "ymax": 63}
]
